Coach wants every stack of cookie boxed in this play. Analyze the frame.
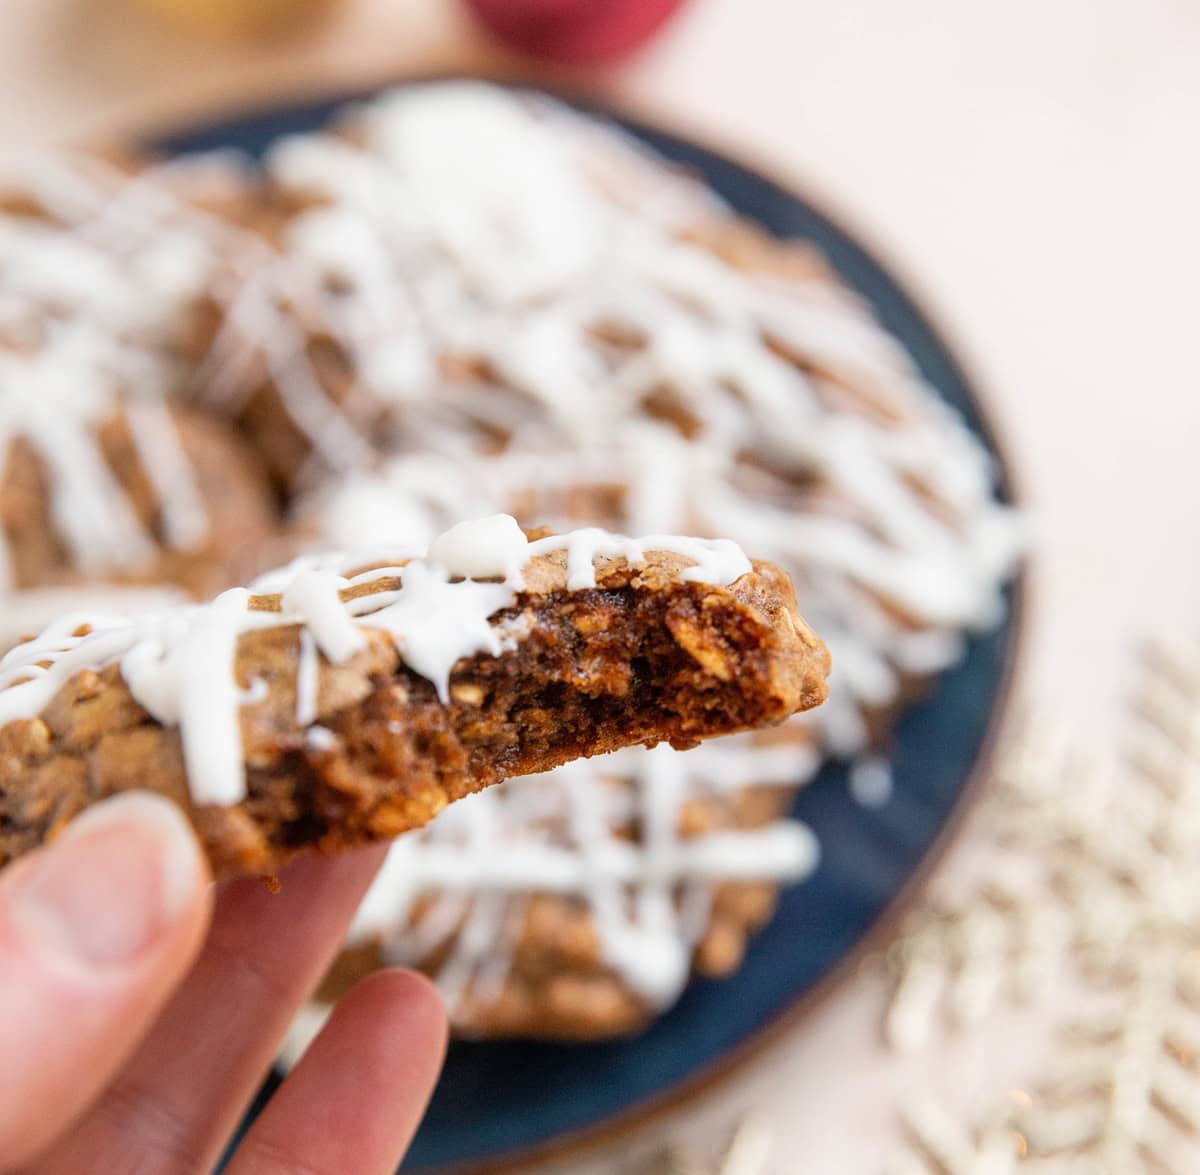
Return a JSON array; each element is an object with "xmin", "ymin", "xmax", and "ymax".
[{"xmin": 0, "ymin": 81, "xmax": 1018, "ymax": 1040}]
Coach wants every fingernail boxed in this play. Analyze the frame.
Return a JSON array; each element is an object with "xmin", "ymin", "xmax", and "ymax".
[{"xmin": 9, "ymin": 793, "xmax": 204, "ymax": 970}]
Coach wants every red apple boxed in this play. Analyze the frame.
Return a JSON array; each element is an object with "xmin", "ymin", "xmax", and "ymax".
[{"xmin": 464, "ymin": 0, "xmax": 688, "ymax": 66}]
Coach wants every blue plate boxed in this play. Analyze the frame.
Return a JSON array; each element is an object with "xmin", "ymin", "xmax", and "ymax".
[{"xmin": 162, "ymin": 86, "xmax": 1021, "ymax": 1174}]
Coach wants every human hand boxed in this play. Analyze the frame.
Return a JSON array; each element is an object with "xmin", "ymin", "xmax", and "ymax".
[{"xmin": 0, "ymin": 792, "xmax": 447, "ymax": 1173}]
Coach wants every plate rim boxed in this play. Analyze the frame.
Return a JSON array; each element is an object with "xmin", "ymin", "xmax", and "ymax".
[{"xmin": 154, "ymin": 75, "xmax": 1029, "ymax": 1174}]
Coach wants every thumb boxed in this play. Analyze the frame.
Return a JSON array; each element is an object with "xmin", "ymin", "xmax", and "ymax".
[{"xmin": 0, "ymin": 792, "xmax": 212, "ymax": 1169}]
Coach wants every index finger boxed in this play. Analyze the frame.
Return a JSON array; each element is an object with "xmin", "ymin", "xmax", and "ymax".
[{"xmin": 28, "ymin": 844, "xmax": 385, "ymax": 1175}]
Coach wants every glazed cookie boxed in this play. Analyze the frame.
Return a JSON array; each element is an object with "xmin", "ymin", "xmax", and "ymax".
[
  {"xmin": 0, "ymin": 153, "xmax": 282, "ymax": 642},
  {"xmin": 0, "ymin": 151, "xmax": 258, "ymax": 379},
  {"xmin": 0, "ymin": 397, "xmax": 279, "ymax": 604},
  {"xmin": 0, "ymin": 517, "xmax": 829, "ymax": 880},
  {"xmin": 295, "ymin": 736, "xmax": 820, "ymax": 1042}
]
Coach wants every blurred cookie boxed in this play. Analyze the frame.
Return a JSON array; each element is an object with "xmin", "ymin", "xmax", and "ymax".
[
  {"xmin": 305, "ymin": 739, "xmax": 820, "ymax": 1040},
  {"xmin": 0, "ymin": 154, "xmax": 282, "ymax": 642}
]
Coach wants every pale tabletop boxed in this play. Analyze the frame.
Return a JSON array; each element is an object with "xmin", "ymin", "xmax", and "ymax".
[{"xmin": 2, "ymin": 0, "xmax": 1197, "ymax": 1168}]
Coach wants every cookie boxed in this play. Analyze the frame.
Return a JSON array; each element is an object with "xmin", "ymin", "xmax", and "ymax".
[
  {"xmin": 0, "ymin": 401, "xmax": 279, "ymax": 596},
  {"xmin": 300, "ymin": 738, "xmax": 817, "ymax": 1040},
  {"xmin": 0, "ymin": 517, "xmax": 829, "ymax": 880},
  {"xmin": 0, "ymin": 154, "xmax": 282, "ymax": 641},
  {"xmin": 0, "ymin": 151, "xmax": 254, "ymax": 371}
]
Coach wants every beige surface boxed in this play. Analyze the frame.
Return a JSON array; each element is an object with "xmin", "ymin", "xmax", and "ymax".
[{"xmin": 2, "ymin": 0, "xmax": 1196, "ymax": 1168}]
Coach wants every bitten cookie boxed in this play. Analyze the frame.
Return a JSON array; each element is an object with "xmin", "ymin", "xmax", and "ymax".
[{"xmin": 0, "ymin": 517, "xmax": 829, "ymax": 881}]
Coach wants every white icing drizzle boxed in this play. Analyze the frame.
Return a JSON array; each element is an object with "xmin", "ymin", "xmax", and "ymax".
[
  {"xmin": 527, "ymin": 528, "xmax": 751, "ymax": 591},
  {"xmin": 0, "ymin": 337, "xmax": 157, "ymax": 583},
  {"xmin": 280, "ymin": 569, "xmax": 365, "ymax": 665},
  {"xmin": 306, "ymin": 724, "xmax": 336, "ymax": 751},
  {"xmin": 354, "ymin": 560, "xmax": 516, "ymax": 703},
  {"xmin": 167, "ymin": 588, "xmax": 250, "ymax": 807},
  {"xmin": 123, "ymin": 396, "xmax": 209, "ymax": 551},
  {"xmin": 849, "ymin": 753, "xmax": 894, "ymax": 809},
  {"xmin": 0, "ymin": 153, "xmax": 256, "ymax": 588},
  {"xmin": 427, "ymin": 514, "xmax": 528, "ymax": 583},
  {"xmin": 294, "ymin": 628, "xmax": 319, "ymax": 727},
  {"xmin": 0, "ymin": 517, "xmax": 749, "ymax": 807}
]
